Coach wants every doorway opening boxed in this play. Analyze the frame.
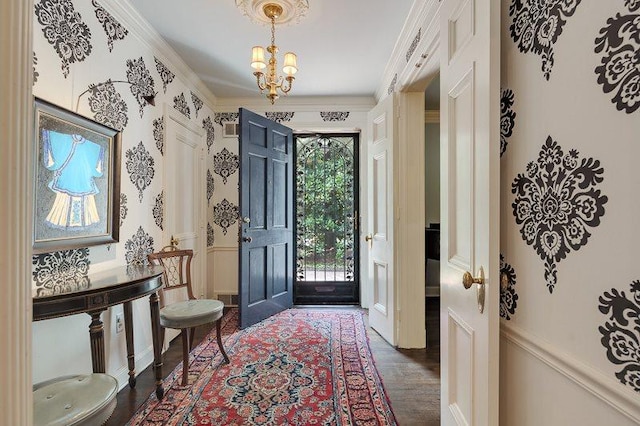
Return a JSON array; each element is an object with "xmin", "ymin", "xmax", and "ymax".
[
  {"xmin": 424, "ymin": 75, "xmax": 441, "ymax": 351},
  {"xmin": 293, "ymin": 133, "xmax": 360, "ymax": 304}
]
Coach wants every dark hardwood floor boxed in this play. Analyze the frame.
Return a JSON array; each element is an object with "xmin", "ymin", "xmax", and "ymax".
[{"xmin": 106, "ymin": 306, "xmax": 440, "ymax": 425}]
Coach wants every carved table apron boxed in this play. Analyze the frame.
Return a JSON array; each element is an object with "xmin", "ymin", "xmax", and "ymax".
[{"xmin": 33, "ymin": 265, "xmax": 166, "ymax": 399}]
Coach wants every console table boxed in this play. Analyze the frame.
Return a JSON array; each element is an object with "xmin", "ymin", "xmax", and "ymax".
[{"xmin": 33, "ymin": 265, "xmax": 166, "ymax": 399}]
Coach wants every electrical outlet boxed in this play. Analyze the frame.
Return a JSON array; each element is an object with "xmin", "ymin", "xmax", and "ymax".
[{"xmin": 115, "ymin": 313, "xmax": 124, "ymax": 334}]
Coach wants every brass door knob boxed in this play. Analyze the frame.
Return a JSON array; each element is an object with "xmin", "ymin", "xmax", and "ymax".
[
  {"xmin": 462, "ymin": 267, "xmax": 486, "ymax": 314},
  {"xmin": 242, "ymin": 217, "xmax": 251, "ymax": 224},
  {"xmin": 462, "ymin": 269, "xmax": 484, "ymax": 289},
  {"xmin": 170, "ymin": 235, "xmax": 179, "ymax": 247},
  {"xmin": 365, "ymin": 234, "xmax": 373, "ymax": 242}
]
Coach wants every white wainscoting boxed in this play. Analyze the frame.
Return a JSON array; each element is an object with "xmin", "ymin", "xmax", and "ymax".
[
  {"xmin": 500, "ymin": 322, "xmax": 640, "ymax": 425},
  {"xmin": 207, "ymin": 246, "xmax": 239, "ymax": 300}
]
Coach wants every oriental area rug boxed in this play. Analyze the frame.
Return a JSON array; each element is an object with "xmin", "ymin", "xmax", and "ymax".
[{"xmin": 128, "ymin": 309, "xmax": 397, "ymax": 425}]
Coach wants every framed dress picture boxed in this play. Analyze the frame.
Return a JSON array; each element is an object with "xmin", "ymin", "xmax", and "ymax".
[{"xmin": 32, "ymin": 98, "xmax": 121, "ymax": 253}]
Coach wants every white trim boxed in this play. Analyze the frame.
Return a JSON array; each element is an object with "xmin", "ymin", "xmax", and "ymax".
[
  {"xmin": 0, "ymin": 0, "xmax": 33, "ymax": 423},
  {"xmin": 215, "ymin": 96, "xmax": 375, "ymax": 112},
  {"xmin": 209, "ymin": 246, "xmax": 239, "ymax": 252},
  {"xmin": 501, "ymin": 322, "xmax": 640, "ymax": 423},
  {"xmin": 375, "ymin": 0, "xmax": 441, "ymax": 101},
  {"xmin": 105, "ymin": 0, "xmax": 217, "ymax": 108}
]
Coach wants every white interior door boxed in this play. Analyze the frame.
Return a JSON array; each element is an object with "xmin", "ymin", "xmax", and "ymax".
[
  {"xmin": 439, "ymin": 0, "xmax": 500, "ymax": 424},
  {"xmin": 164, "ymin": 107, "xmax": 206, "ymax": 343},
  {"xmin": 366, "ymin": 94, "xmax": 396, "ymax": 346}
]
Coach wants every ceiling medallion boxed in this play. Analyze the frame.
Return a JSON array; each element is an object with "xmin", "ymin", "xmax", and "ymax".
[{"xmin": 235, "ymin": 0, "xmax": 309, "ymax": 25}]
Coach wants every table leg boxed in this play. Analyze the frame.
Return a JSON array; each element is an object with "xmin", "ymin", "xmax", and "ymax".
[
  {"xmin": 149, "ymin": 292, "xmax": 164, "ymax": 399},
  {"xmin": 123, "ymin": 301, "xmax": 136, "ymax": 388},
  {"xmin": 88, "ymin": 311, "xmax": 106, "ymax": 373}
]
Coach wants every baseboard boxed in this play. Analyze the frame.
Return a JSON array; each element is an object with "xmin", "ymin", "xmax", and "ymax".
[
  {"xmin": 111, "ymin": 346, "xmax": 155, "ymax": 392},
  {"xmin": 501, "ymin": 322, "xmax": 640, "ymax": 423}
]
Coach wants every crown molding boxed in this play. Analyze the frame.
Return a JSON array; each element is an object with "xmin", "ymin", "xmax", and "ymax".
[
  {"xmin": 105, "ymin": 0, "xmax": 217, "ymax": 108},
  {"xmin": 215, "ymin": 96, "xmax": 375, "ymax": 112},
  {"xmin": 375, "ymin": 0, "xmax": 441, "ymax": 102}
]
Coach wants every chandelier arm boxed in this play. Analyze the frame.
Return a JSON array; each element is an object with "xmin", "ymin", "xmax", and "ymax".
[
  {"xmin": 280, "ymin": 76, "xmax": 294, "ymax": 94},
  {"xmin": 254, "ymin": 72, "xmax": 267, "ymax": 92}
]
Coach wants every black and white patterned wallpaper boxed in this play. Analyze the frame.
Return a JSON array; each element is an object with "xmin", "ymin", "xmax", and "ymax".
[
  {"xmin": 153, "ymin": 191, "xmax": 163, "ymax": 230},
  {"xmin": 87, "ymin": 79, "xmax": 129, "ymax": 130},
  {"xmin": 511, "ymin": 137, "xmax": 607, "ymax": 293},
  {"xmin": 33, "ymin": 52, "xmax": 39, "ymax": 84},
  {"xmin": 124, "ymin": 226, "xmax": 154, "ymax": 266},
  {"xmin": 126, "ymin": 56, "xmax": 155, "ymax": 117},
  {"xmin": 92, "ymin": 0, "xmax": 127, "ymax": 52},
  {"xmin": 120, "ymin": 193, "xmax": 128, "ymax": 226},
  {"xmin": 214, "ymin": 112, "xmax": 239, "ymax": 127},
  {"xmin": 32, "ymin": 248, "xmax": 91, "ymax": 297},
  {"xmin": 599, "ymin": 281, "xmax": 640, "ymax": 393},
  {"xmin": 500, "ymin": 88, "xmax": 516, "ymax": 157},
  {"xmin": 213, "ymin": 198, "xmax": 239, "ymax": 236},
  {"xmin": 154, "ymin": 56, "xmax": 175, "ymax": 93},
  {"xmin": 35, "ymin": 0, "xmax": 92, "ymax": 78},
  {"xmin": 265, "ymin": 111, "xmax": 295, "ymax": 123},
  {"xmin": 153, "ymin": 116, "xmax": 164, "ymax": 155},
  {"xmin": 320, "ymin": 111, "xmax": 350, "ymax": 122},
  {"xmin": 595, "ymin": 2, "xmax": 640, "ymax": 114},
  {"xmin": 203, "ymin": 116, "xmax": 215, "ymax": 153},
  {"xmin": 207, "ymin": 223, "xmax": 215, "ymax": 247},
  {"xmin": 207, "ymin": 169, "xmax": 215, "ymax": 205},
  {"xmin": 173, "ymin": 92, "xmax": 191, "ymax": 119},
  {"xmin": 500, "ymin": 254, "xmax": 518, "ymax": 320},
  {"xmin": 213, "ymin": 147, "xmax": 239, "ymax": 184},
  {"xmin": 501, "ymin": 0, "xmax": 640, "ymax": 403},
  {"xmin": 125, "ymin": 141, "xmax": 155, "ymax": 203},
  {"xmin": 191, "ymin": 91, "xmax": 203, "ymax": 118},
  {"xmin": 508, "ymin": 0, "xmax": 583, "ymax": 80}
]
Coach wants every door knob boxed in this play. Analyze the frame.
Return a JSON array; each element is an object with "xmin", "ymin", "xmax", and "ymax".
[
  {"xmin": 462, "ymin": 266, "xmax": 485, "ymax": 314},
  {"xmin": 242, "ymin": 217, "xmax": 251, "ymax": 224},
  {"xmin": 365, "ymin": 234, "xmax": 373, "ymax": 242},
  {"xmin": 170, "ymin": 235, "xmax": 179, "ymax": 247},
  {"xmin": 462, "ymin": 268, "xmax": 484, "ymax": 289},
  {"xmin": 500, "ymin": 272, "xmax": 509, "ymax": 290},
  {"xmin": 242, "ymin": 236, "xmax": 252, "ymax": 243}
]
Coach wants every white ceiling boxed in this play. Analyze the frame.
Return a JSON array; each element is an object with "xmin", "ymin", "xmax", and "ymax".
[{"xmin": 127, "ymin": 0, "xmax": 415, "ymax": 99}]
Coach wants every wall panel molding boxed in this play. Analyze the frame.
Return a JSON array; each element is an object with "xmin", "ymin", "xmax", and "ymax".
[{"xmin": 501, "ymin": 322, "xmax": 640, "ymax": 423}]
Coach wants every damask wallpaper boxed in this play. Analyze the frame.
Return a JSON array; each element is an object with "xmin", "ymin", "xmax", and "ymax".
[{"xmin": 502, "ymin": 0, "xmax": 640, "ymax": 403}]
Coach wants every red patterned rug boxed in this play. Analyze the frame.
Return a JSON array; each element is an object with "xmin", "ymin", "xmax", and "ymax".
[{"xmin": 128, "ymin": 309, "xmax": 397, "ymax": 425}]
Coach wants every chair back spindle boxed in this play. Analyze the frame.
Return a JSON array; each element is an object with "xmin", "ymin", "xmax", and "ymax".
[{"xmin": 148, "ymin": 245, "xmax": 196, "ymax": 307}]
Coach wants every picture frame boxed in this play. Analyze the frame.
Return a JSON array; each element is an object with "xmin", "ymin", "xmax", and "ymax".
[{"xmin": 33, "ymin": 97, "xmax": 121, "ymax": 254}]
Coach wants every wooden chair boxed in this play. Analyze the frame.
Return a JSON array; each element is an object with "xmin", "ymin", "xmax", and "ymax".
[{"xmin": 148, "ymin": 246, "xmax": 230, "ymax": 386}]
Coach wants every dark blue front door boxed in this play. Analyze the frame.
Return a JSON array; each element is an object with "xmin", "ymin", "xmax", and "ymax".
[{"xmin": 238, "ymin": 108, "xmax": 293, "ymax": 329}]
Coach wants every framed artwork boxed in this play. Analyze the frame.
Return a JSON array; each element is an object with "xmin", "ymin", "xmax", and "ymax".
[{"xmin": 33, "ymin": 98, "xmax": 121, "ymax": 253}]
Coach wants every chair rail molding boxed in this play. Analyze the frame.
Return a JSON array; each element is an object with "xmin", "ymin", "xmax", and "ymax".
[
  {"xmin": 501, "ymin": 322, "xmax": 640, "ymax": 423},
  {"xmin": 0, "ymin": 0, "xmax": 34, "ymax": 424}
]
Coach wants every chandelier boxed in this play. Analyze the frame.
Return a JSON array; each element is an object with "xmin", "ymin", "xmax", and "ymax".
[{"xmin": 249, "ymin": 3, "xmax": 299, "ymax": 104}]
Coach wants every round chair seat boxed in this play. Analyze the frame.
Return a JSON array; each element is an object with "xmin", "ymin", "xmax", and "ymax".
[
  {"xmin": 160, "ymin": 299, "xmax": 224, "ymax": 329},
  {"xmin": 33, "ymin": 373, "xmax": 118, "ymax": 426}
]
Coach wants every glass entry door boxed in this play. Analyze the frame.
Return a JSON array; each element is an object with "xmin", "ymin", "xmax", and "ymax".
[{"xmin": 294, "ymin": 134, "xmax": 359, "ymax": 304}]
